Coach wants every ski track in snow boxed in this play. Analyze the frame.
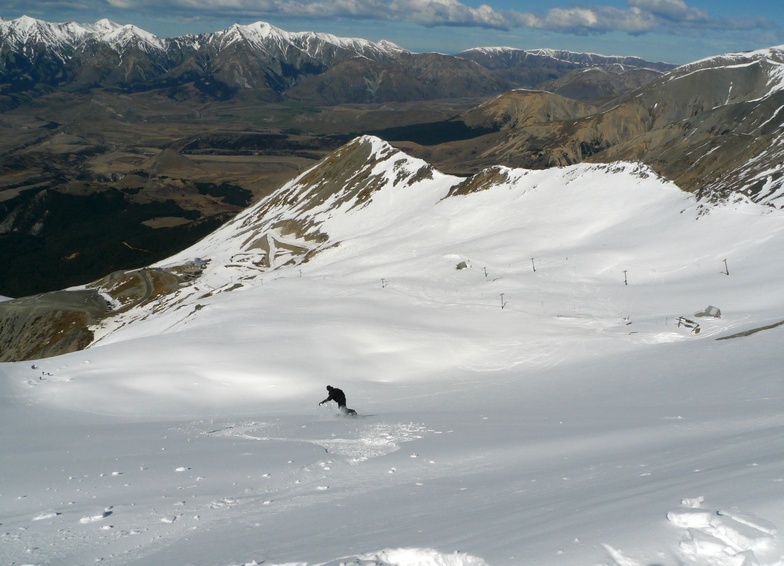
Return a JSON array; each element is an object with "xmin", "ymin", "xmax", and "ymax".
[
  {"xmin": 0, "ymin": 416, "xmax": 437, "ymax": 565},
  {"xmin": 204, "ymin": 419, "xmax": 428, "ymax": 463},
  {"xmin": 175, "ymin": 418, "xmax": 459, "ymax": 566},
  {"xmin": 220, "ymin": 548, "xmax": 489, "ymax": 566},
  {"xmin": 8, "ymin": 413, "xmax": 782, "ymax": 566},
  {"xmin": 192, "ymin": 418, "xmax": 440, "ymax": 516}
]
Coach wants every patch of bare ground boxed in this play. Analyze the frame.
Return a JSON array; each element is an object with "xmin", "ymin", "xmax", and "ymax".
[
  {"xmin": 447, "ymin": 167, "xmax": 511, "ymax": 197},
  {"xmin": 89, "ymin": 268, "xmax": 183, "ymax": 313},
  {"xmin": 0, "ymin": 290, "xmax": 108, "ymax": 362},
  {"xmin": 142, "ymin": 217, "xmax": 191, "ymax": 228},
  {"xmin": 0, "ymin": 267, "xmax": 190, "ymax": 362}
]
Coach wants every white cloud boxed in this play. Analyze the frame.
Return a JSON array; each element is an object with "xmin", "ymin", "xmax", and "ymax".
[
  {"xmin": 388, "ymin": 0, "xmax": 509, "ymax": 28},
  {"xmin": 536, "ymin": 6, "xmax": 657, "ymax": 34},
  {"xmin": 105, "ymin": 0, "xmax": 515, "ymax": 29},
  {"xmin": 547, "ymin": 7, "xmax": 601, "ymax": 29},
  {"xmin": 628, "ymin": 0, "xmax": 708, "ymax": 23},
  {"xmin": 18, "ymin": 0, "xmax": 779, "ymax": 38}
]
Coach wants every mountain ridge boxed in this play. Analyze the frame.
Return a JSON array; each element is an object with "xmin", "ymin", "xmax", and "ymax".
[
  {"xmin": 0, "ymin": 15, "xmax": 674, "ymax": 106},
  {"xmin": 458, "ymin": 46, "xmax": 674, "ymax": 72}
]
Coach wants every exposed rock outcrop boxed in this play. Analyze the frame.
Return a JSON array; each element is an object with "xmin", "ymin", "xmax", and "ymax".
[{"xmin": 0, "ymin": 290, "xmax": 107, "ymax": 362}]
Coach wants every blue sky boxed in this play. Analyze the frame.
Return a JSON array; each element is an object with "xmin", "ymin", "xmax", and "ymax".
[{"xmin": 3, "ymin": 0, "xmax": 783, "ymax": 63}]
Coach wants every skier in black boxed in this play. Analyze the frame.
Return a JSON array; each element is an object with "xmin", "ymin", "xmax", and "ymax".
[{"xmin": 319, "ymin": 385, "xmax": 356, "ymax": 415}]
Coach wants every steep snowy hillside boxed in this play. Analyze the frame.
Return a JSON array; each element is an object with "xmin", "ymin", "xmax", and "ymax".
[{"xmin": 1, "ymin": 137, "xmax": 784, "ymax": 566}]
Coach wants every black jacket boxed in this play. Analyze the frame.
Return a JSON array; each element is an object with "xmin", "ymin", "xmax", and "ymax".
[{"xmin": 320, "ymin": 386, "xmax": 346, "ymax": 408}]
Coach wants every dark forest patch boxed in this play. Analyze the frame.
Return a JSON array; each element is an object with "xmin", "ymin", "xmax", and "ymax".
[
  {"xmin": 365, "ymin": 120, "xmax": 498, "ymax": 146},
  {"xmin": 0, "ymin": 188, "xmax": 231, "ymax": 298},
  {"xmin": 195, "ymin": 182, "xmax": 253, "ymax": 207}
]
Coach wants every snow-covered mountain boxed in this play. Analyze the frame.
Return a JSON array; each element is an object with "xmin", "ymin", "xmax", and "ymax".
[
  {"xmin": 0, "ymin": 15, "xmax": 410, "ymax": 99},
  {"xmin": 2, "ymin": 134, "xmax": 784, "ymax": 565},
  {"xmin": 458, "ymin": 46, "xmax": 673, "ymax": 73},
  {"xmin": 0, "ymin": 15, "xmax": 173, "ymax": 91},
  {"xmin": 0, "ymin": 16, "xmax": 392, "ymax": 58},
  {"xmin": 0, "ymin": 15, "xmax": 164, "ymax": 56},
  {"xmin": 75, "ymin": 136, "xmax": 784, "ymax": 347},
  {"xmin": 204, "ymin": 21, "xmax": 406, "ymax": 63},
  {"xmin": 0, "ymin": 15, "xmax": 670, "ymax": 104}
]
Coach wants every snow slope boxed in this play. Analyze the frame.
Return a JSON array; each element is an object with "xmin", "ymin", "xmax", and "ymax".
[{"xmin": 2, "ymin": 137, "xmax": 784, "ymax": 566}]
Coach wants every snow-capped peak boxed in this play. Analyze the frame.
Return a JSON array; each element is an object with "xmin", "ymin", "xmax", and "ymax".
[
  {"xmin": 0, "ymin": 15, "xmax": 94, "ymax": 59},
  {"xmin": 206, "ymin": 20, "xmax": 404, "ymax": 60},
  {"xmin": 209, "ymin": 21, "xmax": 292, "ymax": 52},
  {"xmin": 95, "ymin": 22, "xmax": 165, "ymax": 53},
  {"xmin": 292, "ymin": 30, "xmax": 405, "ymax": 56},
  {"xmin": 0, "ymin": 15, "xmax": 163, "ymax": 55},
  {"xmin": 90, "ymin": 18, "xmax": 122, "ymax": 33},
  {"xmin": 231, "ymin": 21, "xmax": 290, "ymax": 44},
  {"xmin": 5, "ymin": 14, "xmax": 42, "ymax": 33}
]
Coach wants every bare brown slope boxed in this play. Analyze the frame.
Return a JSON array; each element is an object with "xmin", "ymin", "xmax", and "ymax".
[
  {"xmin": 462, "ymin": 89, "xmax": 597, "ymax": 130},
  {"xmin": 405, "ymin": 48, "xmax": 784, "ymax": 207}
]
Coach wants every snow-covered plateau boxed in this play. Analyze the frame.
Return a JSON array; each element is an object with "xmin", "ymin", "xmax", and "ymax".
[{"xmin": 2, "ymin": 137, "xmax": 784, "ymax": 566}]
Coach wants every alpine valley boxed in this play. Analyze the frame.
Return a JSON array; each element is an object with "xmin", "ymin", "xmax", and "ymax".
[
  {"xmin": 0, "ymin": 15, "xmax": 678, "ymax": 297},
  {"xmin": 2, "ymin": 15, "xmax": 784, "ymax": 566}
]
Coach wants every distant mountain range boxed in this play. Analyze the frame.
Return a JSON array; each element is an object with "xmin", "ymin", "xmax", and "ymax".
[{"xmin": 0, "ymin": 15, "xmax": 674, "ymax": 107}]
